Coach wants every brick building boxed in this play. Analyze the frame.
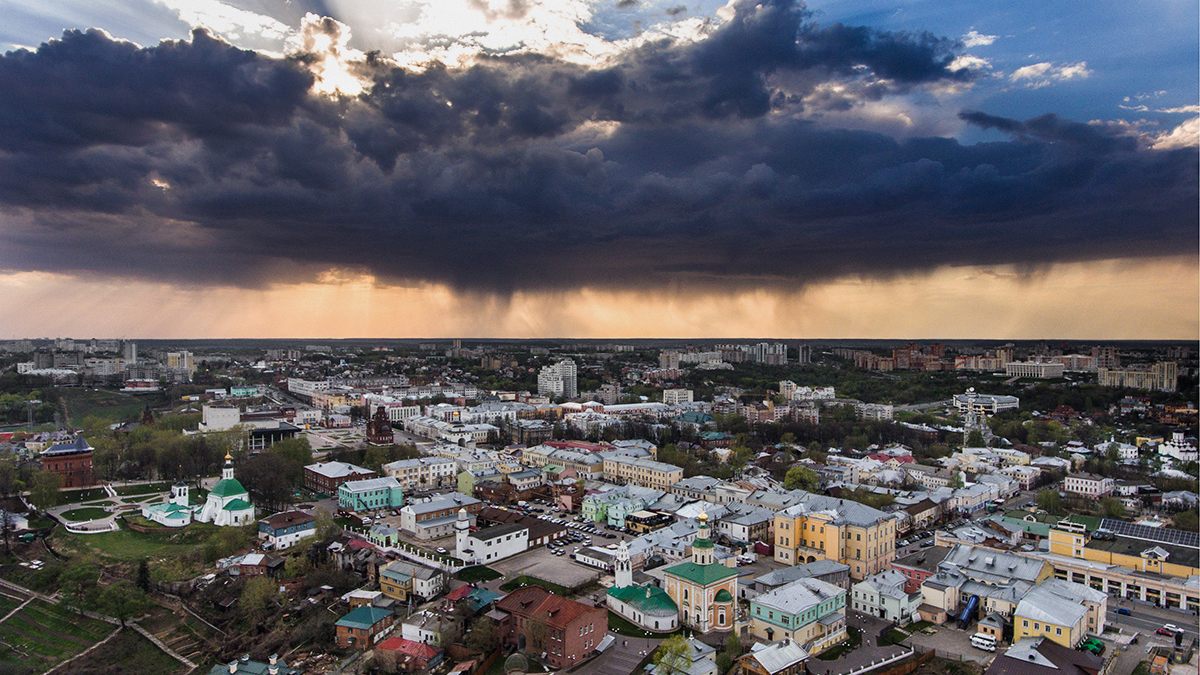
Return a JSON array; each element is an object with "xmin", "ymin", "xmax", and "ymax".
[
  {"xmin": 336, "ymin": 606, "xmax": 395, "ymax": 649},
  {"xmin": 41, "ymin": 436, "xmax": 95, "ymax": 488},
  {"xmin": 492, "ymin": 586, "xmax": 607, "ymax": 669},
  {"xmin": 304, "ymin": 461, "xmax": 376, "ymax": 495}
]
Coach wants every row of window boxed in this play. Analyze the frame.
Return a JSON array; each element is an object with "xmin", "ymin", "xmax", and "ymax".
[{"xmin": 1020, "ymin": 619, "xmax": 1064, "ymax": 636}]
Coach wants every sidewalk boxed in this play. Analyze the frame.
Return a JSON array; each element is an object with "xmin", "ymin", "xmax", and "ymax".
[{"xmin": 813, "ymin": 612, "xmax": 915, "ymax": 675}]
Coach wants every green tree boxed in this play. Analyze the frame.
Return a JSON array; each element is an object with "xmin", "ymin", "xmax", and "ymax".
[
  {"xmin": 1173, "ymin": 509, "xmax": 1198, "ymax": 532},
  {"xmin": 98, "ymin": 581, "xmax": 151, "ymax": 626},
  {"xmin": 1037, "ymin": 488, "xmax": 1063, "ymax": 516},
  {"xmin": 1099, "ymin": 497, "xmax": 1126, "ymax": 519},
  {"xmin": 947, "ymin": 471, "xmax": 964, "ymax": 490},
  {"xmin": 136, "ymin": 559, "xmax": 152, "ymax": 593},
  {"xmin": 466, "ymin": 615, "xmax": 499, "ymax": 653},
  {"xmin": 783, "ymin": 466, "xmax": 819, "ymax": 492},
  {"xmin": 725, "ymin": 632, "xmax": 742, "ymax": 658},
  {"xmin": 314, "ymin": 506, "xmax": 339, "ymax": 540},
  {"xmin": 653, "ymin": 634, "xmax": 693, "ymax": 675},
  {"xmin": 58, "ymin": 562, "xmax": 99, "ymax": 609},
  {"xmin": 966, "ymin": 430, "xmax": 986, "ymax": 447},
  {"xmin": 28, "ymin": 470, "xmax": 61, "ymax": 512},
  {"xmin": 269, "ymin": 437, "xmax": 313, "ymax": 484},
  {"xmin": 240, "ymin": 576, "xmax": 279, "ymax": 624}
]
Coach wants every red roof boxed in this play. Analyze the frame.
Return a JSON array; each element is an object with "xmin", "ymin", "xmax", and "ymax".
[
  {"xmin": 376, "ymin": 637, "xmax": 442, "ymax": 660},
  {"xmin": 347, "ymin": 538, "xmax": 374, "ymax": 550},
  {"xmin": 495, "ymin": 585, "xmax": 601, "ymax": 629},
  {"xmin": 445, "ymin": 584, "xmax": 474, "ymax": 602},
  {"xmin": 544, "ymin": 441, "xmax": 609, "ymax": 453},
  {"xmin": 868, "ymin": 453, "xmax": 915, "ymax": 464}
]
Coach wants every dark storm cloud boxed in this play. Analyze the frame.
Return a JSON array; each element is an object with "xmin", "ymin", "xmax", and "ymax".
[{"xmin": 0, "ymin": 0, "xmax": 1194, "ymax": 293}]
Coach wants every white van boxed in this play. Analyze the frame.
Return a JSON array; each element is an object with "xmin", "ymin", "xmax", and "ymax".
[{"xmin": 971, "ymin": 633, "xmax": 997, "ymax": 652}]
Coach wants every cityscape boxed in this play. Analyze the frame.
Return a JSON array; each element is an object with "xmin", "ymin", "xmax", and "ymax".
[
  {"xmin": 0, "ymin": 0, "xmax": 1197, "ymax": 674},
  {"xmin": 0, "ymin": 338, "xmax": 1195, "ymax": 675}
]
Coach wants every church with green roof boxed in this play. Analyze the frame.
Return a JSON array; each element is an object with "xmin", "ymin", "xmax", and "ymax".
[
  {"xmin": 196, "ymin": 453, "xmax": 255, "ymax": 527},
  {"xmin": 663, "ymin": 511, "xmax": 739, "ymax": 633},
  {"xmin": 605, "ymin": 540, "xmax": 679, "ymax": 632}
]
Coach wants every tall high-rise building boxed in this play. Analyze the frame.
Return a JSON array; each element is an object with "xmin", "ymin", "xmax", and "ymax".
[
  {"xmin": 122, "ymin": 341, "xmax": 138, "ymax": 362},
  {"xmin": 537, "ymin": 359, "xmax": 578, "ymax": 399},
  {"xmin": 165, "ymin": 350, "xmax": 196, "ymax": 379},
  {"xmin": 1092, "ymin": 346, "xmax": 1120, "ymax": 369},
  {"xmin": 659, "ymin": 349, "xmax": 682, "ymax": 370}
]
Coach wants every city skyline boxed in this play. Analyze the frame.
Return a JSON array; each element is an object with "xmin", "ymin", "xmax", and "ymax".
[{"xmin": 0, "ymin": 0, "xmax": 1196, "ymax": 339}]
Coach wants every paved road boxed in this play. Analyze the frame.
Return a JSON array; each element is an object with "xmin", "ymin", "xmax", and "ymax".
[
  {"xmin": 892, "ymin": 399, "xmax": 952, "ymax": 412},
  {"xmin": 1107, "ymin": 602, "xmax": 1199, "ymax": 643}
]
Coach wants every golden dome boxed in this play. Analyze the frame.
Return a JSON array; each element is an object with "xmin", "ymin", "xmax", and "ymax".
[{"xmin": 698, "ymin": 510, "xmax": 708, "ymax": 523}]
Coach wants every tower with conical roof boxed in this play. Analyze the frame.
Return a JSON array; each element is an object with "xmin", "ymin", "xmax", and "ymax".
[
  {"xmin": 691, "ymin": 510, "xmax": 714, "ymax": 565},
  {"xmin": 615, "ymin": 540, "xmax": 632, "ymax": 588}
]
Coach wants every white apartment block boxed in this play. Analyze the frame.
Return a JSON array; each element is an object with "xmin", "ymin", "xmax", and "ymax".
[
  {"xmin": 383, "ymin": 457, "xmax": 458, "ymax": 490},
  {"xmin": 287, "ymin": 378, "xmax": 330, "ymax": 398},
  {"xmin": 1005, "ymin": 361, "xmax": 1065, "ymax": 379},
  {"xmin": 538, "ymin": 359, "xmax": 578, "ymax": 399},
  {"xmin": 662, "ymin": 389, "xmax": 694, "ymax": 406},
  {"xmin": 1063, "ymin": 473, "xmax": 1115, "ymax": 497}
]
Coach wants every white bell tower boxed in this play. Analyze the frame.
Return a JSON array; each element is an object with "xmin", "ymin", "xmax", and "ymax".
[
  {"xmin": 614, "ymin": 540, "xmax": 632, "ymax": 588},
  {"xmin": 222, "ymin": 452, "xmax": 235, "ymax": 481},
  {"xmin": 455, "ymin": 508, "xmax": 472, "ymax": 562},
  {"xmin": 171, "ymin": 481, "xmax": 189, "ymax": 507}
]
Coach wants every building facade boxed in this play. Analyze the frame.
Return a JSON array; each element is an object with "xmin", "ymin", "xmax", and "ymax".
[
  {"xmin": 337, "ymin": 477, "xmax": 405, "ymax": 513},
  {"xmin": 493, "ymin": 586, "xmax": 607, "ymax": 669},
  {"xmin": 663, "ymin": 512, "xmax": 738, "ymax": 633},
  {"xmin": 41, "ymin": 437, "xmax": 95, "ymax": 488}
]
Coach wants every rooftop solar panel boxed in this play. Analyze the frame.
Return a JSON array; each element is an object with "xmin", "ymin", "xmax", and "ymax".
[{"xmin": 1101, "ymin": 518, "xmax": 1200, "ymax": 549}]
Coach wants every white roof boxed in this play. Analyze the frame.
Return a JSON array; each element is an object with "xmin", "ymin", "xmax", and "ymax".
[
  {"xmin": 747, "ymin": 639, "xmax": 810, "ymax": 674},
  {"xmin": 754, "ymin": 577, "xmax": 844, "ymax": 616},
  {"xmin": 306, "ymin": 461, "xmax": 373, "ymax": 479},
  {"xmin": 341, "ymin": 476, "xmax": 402, "ymax": 492}
]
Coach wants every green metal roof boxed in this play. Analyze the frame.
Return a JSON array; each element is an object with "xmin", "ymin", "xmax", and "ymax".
[
  {"xmin": 224, "ymin": 498, "xmax": 253, "ymax": 511},
  {"xmin": 606, "ymin": 584, "xmax": 678, "ymax": 614},
  {"xmin": 713, "ymin": 589, "xmax": 733, "ymax": 603},
  {"xmin": 210, "ymin": 477, "xmax": 247, "ymax": 498},
  {"xmin": 663, "ymin": 560, "xmax": 740, "ymax": 586},
  {"xmin": 691, "ymin": 537, "xmax": 713, "ymax": 549},
  {"xmin": 337, "ymin": 606, "xmax": 393, "ymax": 630}
]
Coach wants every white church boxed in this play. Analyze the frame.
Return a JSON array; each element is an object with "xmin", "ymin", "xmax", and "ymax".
[
  {"xmin": 195, "ymin": 453, "xmax": 255, "ymax": 527},
  {"xmin": 605, "ymin": 540, "xmax": 680, "ymax": 632},
  {"xmin": 141, "ymin": 481, "xmax": 194, "ymax": 527}
]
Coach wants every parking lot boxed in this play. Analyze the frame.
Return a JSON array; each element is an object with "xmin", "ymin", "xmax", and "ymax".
[{"xmin": 491, "ymin": 544, "xmax": 603, "ymax": 589}]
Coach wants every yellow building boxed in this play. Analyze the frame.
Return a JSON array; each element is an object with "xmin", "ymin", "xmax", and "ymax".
[
  {"xmin": 1014, "ymin": 579, "xmax": 1107, "ymax": 647},
  {"xmin": 1046, "ymin": 525, "xmax": 1200, "ymax": 611},
  {"xmin": 663, "ymin": 512, "xmax": 739, "ymax": 633},
  {"xmin": 773, "ymin": 495, "xmax": 897, "ymax": 580},
  {"xmin": 602, "ymin": 456, "xmax": 684, "ymax": 491}
]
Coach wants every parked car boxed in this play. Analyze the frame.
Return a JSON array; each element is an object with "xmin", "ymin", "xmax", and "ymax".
[
  {"xmin": 1116, "ymin": 608, "xmax": 1132, "ymax": 616},
  {"xmin": 1155, "ymin": 627, "xmax": 1177, "ymax": 636},
  {"xmin": 436, "ymin": 547, "xmax": 448, "ymax": 554}
]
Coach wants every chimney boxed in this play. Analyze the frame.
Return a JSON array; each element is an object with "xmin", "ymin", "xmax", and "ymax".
[
  {"xmin": 269, "ymin": 668, "xmax": 279, "ymax": 675},
  {"xmin": 228, "ymin": 663, "xmax": 238, "ymax": 674},
  {"xmin": 269, "ymin": 654, "xmax": 278, "ymax": 665}
]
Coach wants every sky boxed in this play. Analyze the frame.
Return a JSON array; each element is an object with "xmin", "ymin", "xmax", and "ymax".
[{"xmin": 0, "ymin": 0, "xmax": 1196, "ymax": 339}]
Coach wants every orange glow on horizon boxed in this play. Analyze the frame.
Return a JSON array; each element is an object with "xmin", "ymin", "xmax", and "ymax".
[{"xmin": 0, "ymin": 256, "xmax": 1195, "ymax": 340}]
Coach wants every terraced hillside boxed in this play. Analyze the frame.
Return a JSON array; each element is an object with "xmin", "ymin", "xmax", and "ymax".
[{"xmin": 0, "ymin": 600, "xmax": 116, "ymax": 673}]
